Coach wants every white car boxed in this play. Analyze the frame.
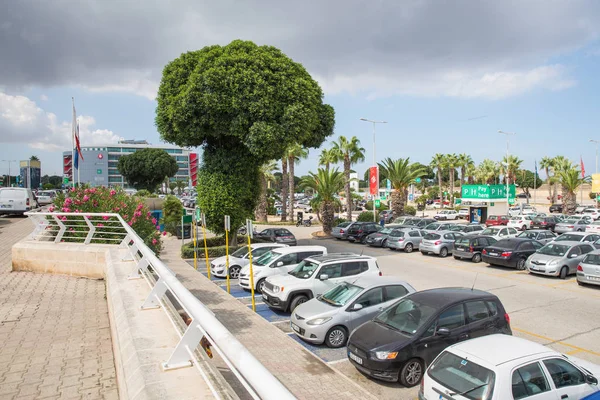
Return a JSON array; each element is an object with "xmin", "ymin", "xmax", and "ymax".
[
  {"xmin": 477, "ymin": 226, "xmax": 519, "ymax": 241},
  {"xmin": 0, "ymin": 188, "xmax": 38, "ymax": 216},
  {"xmin": 585, "ymin": 220, "xmax": 600, "ymax": 234},
  {"xmin": 238, "ymin": 246, "xmax": 327, "ymax": 292},
  {"xmin": 36, "ymin": 190, "xmax": 57, "ymax": 206},
  {"xmin": 507, "ymin": 215, "xmax": 534, "ymax": 231},
  {"xmin": 458, "ymin": 208, "xmax": 469, "ymax": 219},
  {"xmin": 420, "ymin": 334, "xmax": 600, "ymax": 400},
  {"xmin": 434, "ymin": 210, "xmax": 459, "ymax": 220},
  {"xmin": 262, "ymin": 254, "xmax": 382, "ymax": 312},
  {"xmin": 210, "ymin": 243, "xmax": 288, "ymax": 279},
  {"xmin": 582, "ymin": 208, "xmax": 600, "ymax": 221}
]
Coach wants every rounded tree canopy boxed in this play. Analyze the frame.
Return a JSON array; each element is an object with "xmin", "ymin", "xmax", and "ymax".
[
  {"xmin": 118, "ymin": 148, "xmax": 179, "ymax": 192},
  {"xmin": 155, "ymin": 40, "xmax": 334, "ymax": 163}
]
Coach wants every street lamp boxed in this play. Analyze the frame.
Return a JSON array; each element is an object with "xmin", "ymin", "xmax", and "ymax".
[
  {"xmin": 498, "ymin": 130, "xmax": 516, "ymax": 213},
  {"xmin": 360, "ymin": 118, "xmax": 387, "ymax": 222},
  {"xmin": 2, "ymin": 160, "xmax": 17, "ymax": 187},
  {"xmin": 590, "ymin": 139, "xmax": 599, "ymax": 207}
]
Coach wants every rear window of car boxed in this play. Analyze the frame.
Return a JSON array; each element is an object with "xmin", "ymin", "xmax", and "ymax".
[
  {"xmin": 388, "ymin": 230, "xmax": 405, "ymax": 237},
  {"xmin": 487, "ymin": 216, "xmax": 498, "ymax": 220},
  {"xmin": 337, "ymin": 222, "xmax": 351, "ymax": 228},
  {"xmin": 555, "ymin": 234, "xmax": 581, "ymax": 242},
  {"xmin": 274, "ymin": 229, "xmax": 293, "ymax": 237},
  {"xmin": 424, "ymin": 233, "xmax": 441, "ymax": 240},
  {"xmin": 455, "ymin": 238, "xmax": 471, "ymax": 246},
  {"xmin": 583, "ymin": 253, "xmax": 600, "ymax": 265},
  {"xmin": 0, "ymin": 190, "xmax": 26, "ymax": 200},
  {"xmin": 492, "ymin": 239, "xmax": 519, "ymax": 249},
  {"xmin": 428, "ymin": 351, "xmax": 495, "ymax": 400}
]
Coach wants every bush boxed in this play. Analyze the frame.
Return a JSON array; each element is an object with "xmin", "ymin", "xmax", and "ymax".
[
  {"xmin": 357, "ymin": 211, "xmax": 375, "ymax": 222},
  {"xmin": 404, "ymin": 206, "xmax": 417, "ymax": 216},
  {"xmin": 332, "ymin": 217, "xmax": 347, "ymax": 227},
  {"xmin": 136, "ymin": 189, "xmax": 152, "ymax": 197},
  {"xmin": 590, "ymin": 192, "xmax": 597, "ymax": 200},
  {"xmin": 365, "ymin": 201, "xmax": 389, "ymax": 211},
  {"xmin": 162, "ymin": 195, "xmax": 183, "ymax": 234},
  {"xmin": 182, "ymin": 244, "xmax": 241, "ymax": 259}
]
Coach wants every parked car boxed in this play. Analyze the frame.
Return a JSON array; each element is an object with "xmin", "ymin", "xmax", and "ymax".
[
  {"xmin": 35, "ymin": 190, "xmax": 57, "ymax": 206},
  {"xmin": 346, "ymin": 288, "xmax": 512, "ymax": 386},
  {"xmin": 458, "ymin": 208, "xmax": 469, "ymax": 219},
  {"xmin": 549, "ymin": 203, "xmax": 564, "ymax": 213},
  {"xmin": 347, "ymin": 222, "xmax": 382, "ymax": 243},
  {"xmin": 290, "ymin": 276, "xmax": 416, "ymax": 348},
  {"xmin": 575, "ymin": 205, "xmax": 588, "ymax": 214},
  {"xmin": 586, "ymin": 221, "xmax": 600, "ymax": 234},
  {"xmin": 262, "ymin": 254, "xmax": 381, "ymax": 312},
  {"xmin": 255, "ymin": 228, "xmax": 297, "ymax": 246},
  {"xmin": 475, "ymin": 226, "xmax": 519, "ymax": 241},
  {"xmin": 332, "ymin": 221, "xmax": 359, "ymax": 240},
  {"xmin": 530, "ymin": 215, "xmax": 559, "ymax": 231},
  {"xmin": 485, "ymin": 215, "xmax": 510, "ymax": 226},
  {"xmin": 527, "ymin": 241, "xmax": 595, "ymax": 279},
  {"xmin": 420, "ymin": 334, "xmax": 600, "ymax": 400},
  {"xmin": 420, "ymin": 231, "xmax": 464, "ymax": 257},
  {"xmin": 433, "ymin": 210, "xmax": 459, "ymax": 220},
  {"xmin": 210, "ymin": 243, "xmax": 288, "ymax": 279},
  {"xmin": 516, "ymin": 229, "xmax": 557, "ymax": 244},
  {"xmin": 238, "ymin": 246, "xmax": 327, "ymax": 292},
  {"xmin": 413, "ymin": 218, "xmax": 437, "ymax": 229},
  {"xmin": 555, "ymin": 216, "xmax": 592, "ymax": 234},
  {"xmin": 507, "ymin": 215, "xmax": 534, "ymax": 231},
  {"xmin": 453, "ymin": 235, "xmax": 498, "ymax": 263},
  {"xmin": 364, "ymin": 225, "xmax": 402, "ymax": 247},
  {"xmin": 386, "ymin": 228, "xmax": 425, "ymax": 253},
  {"xmin": 582, "ymin": 208, "xmax": 600, "ymax": 221},
  {"xmin": 392, "ymin": 216, "xmax": 418, "ymax": 225},
  {"xmin": 482, "ymin": 238, "xmax": 543, "ymax": 270},
  {"xmin": 422, "ymin": 222, "xmax": 458, "ymax": 233},
  {"xmin": 379, "ymin": 210, "xmax": 395, "ymax": 223},
  {"xmin": 555, "ymin": 232, "xmax": 600, "ymax": 245},
  {"xmin": 577, "ymin": 250, "xmax": 600, "ymax": 287},
  {"xmin": 0, "ymin": 188, "xmax": 38, "ymax": 216},
  {"xmin": 450, "ymin": 224, "xmax": 486, "ymax": 234}
]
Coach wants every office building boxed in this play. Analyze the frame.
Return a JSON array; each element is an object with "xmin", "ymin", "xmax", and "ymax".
[
  {"xmin": 63, "ymin": 140, "xmax": 199, "ymax": 188},
  {"xmin": 20, "ymin": 160, "xmax": 41, "ymax": 189}
]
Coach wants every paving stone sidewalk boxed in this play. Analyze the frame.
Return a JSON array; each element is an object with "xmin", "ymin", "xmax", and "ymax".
[
  {"xmin": 0, "ymin": 218, "xmax": 118, "ymax": 400},
  {"xmin": 160, "ymin": 236, "xmax": 376, "ymax": 400}
]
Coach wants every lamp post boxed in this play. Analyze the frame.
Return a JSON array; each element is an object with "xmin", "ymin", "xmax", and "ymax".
[
  {"xmin": 360, "ymin": 118, "xmax": 387, "ymax": 222},
  {"xmin": 2, "ymin": 160, "xmax": 17, "ymax": 187},
  {"xmin": 498, "ymin": 131, "xmax": 516, "ymax": 213},
  {"xmin": 590, "ymin": 139, "xmax": 599, "ymax": 208}
]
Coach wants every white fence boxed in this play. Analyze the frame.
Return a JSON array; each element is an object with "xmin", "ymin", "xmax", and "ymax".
[{"xmin": 26, "ymin": 212, "xmax": 295, "ymax": 400}]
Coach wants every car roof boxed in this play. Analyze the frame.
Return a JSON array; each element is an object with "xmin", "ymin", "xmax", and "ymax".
[
  {"xmin": 526, "ymin": 229, "xmax": 550, "ymax": 233},
  {"xmin": 306, "ymin": 253, "xmax": 374, "ymax": 263},
  {"xmin": 549, "ymin": 240, "xmax": 588, "ymax": 247},
  {"xmin": 272, "ymin": 245, "xmax": 326, "ymax": 254},
  {"xmin": 407, "ymin": 287, "xmax": 497, "ymax": 308},
  {"xmin": 251, "ymin": 243, "xmax": 287, "ymax": 249},
  {"xmin": 447, "ymin": 334, "xmax": 557, "ymax": 367},
  {"xmin": 558, "ymin": 232, "xmax": 587, "ymax": 236}
]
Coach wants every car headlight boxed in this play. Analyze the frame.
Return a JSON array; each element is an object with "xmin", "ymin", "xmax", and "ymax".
[
  {"xmin": 547, "ymin": 259, "xmax": 559, "ymax": 266},
  {"xmin": 306, "ymin": 317, "xmax": 332, "ymax": 326},
  {"xmin": 272, "ymin": 285, "xmax": 280, "ymax": 293},
  {"xmin": 374, "ymin": 351, "xmax": 398, "ymax": 360}
]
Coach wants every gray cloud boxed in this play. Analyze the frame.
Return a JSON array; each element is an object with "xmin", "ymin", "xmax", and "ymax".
[{"xmin": 1, "ymin": 0, "xmax": 599, "ymax": 99}]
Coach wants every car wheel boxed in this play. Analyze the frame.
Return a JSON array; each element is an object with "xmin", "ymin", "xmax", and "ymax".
[
  {"xmin": 325, "ymin": 326, "xmax": 348, "ymax": 348},
  {"xmin": 400, "ymin": 358, "xmax": 424, "ymax": 387},
  {"xmin": 559, "ymin": 266, "xmax": 568, "ymax": 279},
  {"xmin": 522, "ymin": 225, "xmax": 527, "ymax": 231},
  {"xmin": 404, "ymin": 243, "xmax": 413, "ymax": 253},
  {"xmin": 381, "ymin": 239, "xmax": 387, "ymax": 248},
  {"xmin": 516, "ymin": 258, "xmax": 526, "ymax": 270},
  {"xmin": 472, "ymin": 253, "xmax": 482, "ymax": 263},
  {"xmin": 360, "ymin": 236, "xmax": 367, "ymax": 244},
  {"xmin": 439, "ymin": 247, "xmax": 448, "ymax": 258},
  {"xmin": 289, "ymin": 295, "xmax": 308, "ymax": 312},
  {"xmin": 229, "ymin": 266, "xmax": 241, "ymax": 279},
  {"xmin": 257, "ymin": 278, "xmax": 266, "ymax": 294},
  {"xmin": 577, "ymin": 280, "xmax": 585, "ymax": 286}
]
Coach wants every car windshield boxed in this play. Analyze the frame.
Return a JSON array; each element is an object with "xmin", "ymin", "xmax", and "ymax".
[
  {"xmin": 481, "ymin": 228, "xmax": 500, "ymax": 235},
  {"xmin": 274, "ymin": 229, "xmax": 292, "ymax": 237},
  {"xmin": 564, "ymin": 217, "xmax": 582, "ymax": 223},
  {"xmin": 288, "ymin": 259, "xmax": 320, "ymax": 279},
  {"xmin": 424, "ymin": 233, "xmax": 441, "ymax": 240},
  {"xmin": 455, "ymin": 238, "xmax": 470, "ymax": 246},
  {"xmin": 450, "ymin": 225, "xmax": 465, "ymax": 232},
  {"xmin": 389, "ymin": 230, "xmax": 405, "ymax": 237},
  {"xmin": 428, "ymin": 351, "xmax": 495, "ymax": 400},
  {"xmin": 555, "ymin": 234, "xmax": 582, "ymax": 242},
  {"xmin": 583, "ymin": 253, "xmax": 600, "ymax": 265},
  {"xmin": 38, "ymin": 191, "xmax": 54, "ymax": 196},
  {"xmin": 538, "ymin": 243, "xmax": 570, "ymax": 256},
  {"xmin": 517, "ymin": 231, "xmax": 538, "ymax": 239},
  {"xmin": 404, "ymin": 219, "xmax": 419, "ymax": 226},
  {"xmin": 253, "ymin": 250, "xmax": 283, "ymax": 266},
  {"xmin": 425, "ymin": 223, "xmax": 441, "ymax": 230},
  {"xmin": 231, "ymin": 247, "xmax": 249, "ymax": 258},
  {"xmin": 320, "ymin": 283, "xmax": 363, "ymax": 307},
  {"xmin": 373, "ymin": 298, "xmax": 436, "ymax": 336}
]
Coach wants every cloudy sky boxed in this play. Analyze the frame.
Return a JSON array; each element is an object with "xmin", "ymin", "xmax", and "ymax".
[{"xmin": 1, "ymin": 0, "xmax": 600, "ymax": 178}]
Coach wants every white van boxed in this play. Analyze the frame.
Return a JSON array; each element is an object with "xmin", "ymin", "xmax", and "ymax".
[{"xmin": 0, "ymin": 188, "xmax": 38, "ymax": 216}]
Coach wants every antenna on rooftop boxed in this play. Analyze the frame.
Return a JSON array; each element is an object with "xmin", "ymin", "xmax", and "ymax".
[{"xmin": 471, "ymin": 273, "xmax": 479, "ymax": 291}]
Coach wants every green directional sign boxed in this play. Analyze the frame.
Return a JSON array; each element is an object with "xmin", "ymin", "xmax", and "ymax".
[
  {"xmin": 181, "ymin": 215, "xmax": 193, "ymax": 224},
  {"xmin": 375, "ymin": 199, "xmax": 381, "ymax": 208},
  {"xmin": 195, "ymin": 207, "xmax": 201, "ymax": 222},
  {"xmin": 461, "ymin": 184, "xmax": 516, "ymax": 201},
  {"xmin": 63, "ymin": 177, "xmax": 69, "ymax": 185}
]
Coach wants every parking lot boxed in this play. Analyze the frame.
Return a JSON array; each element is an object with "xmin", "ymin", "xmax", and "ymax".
[{"xmin": 190, "ymin": 224, "xmax": 600, "ymax": 399}]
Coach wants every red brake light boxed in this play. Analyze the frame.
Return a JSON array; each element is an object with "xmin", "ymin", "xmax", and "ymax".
[
  {"xmin": 504, "ymin": 313, "xmax": 511, "ymax": 325},
  {"xmin": 482, "ymin": 249, "xmax": 488, "ymax": 255},
  {"xmin": 26, "ymin": 198, "xmax": 30, "ymax": 206},
  {"xmin": 379, "ymin": 271, "xmax": 382, "ymax": 276},
  {"xmin": 541, "ymin": 222, "xmax": 547, "ymax": 225},
  {"xmin": 357, "ymin": 230, "xmax": 363, "ymax": 234},
  {"xmin": 567, "ymin": 226, "xmax": 574, "ymax": 228},
  {"xmin": 501, "ymin": 251, "xmax": 512, "ymax": 257},
  {"xmin": 577, "ymin": 265, "xmax": 583, "ymax": 271},
  {"xmin": 340, "ymin": 229, "xmax": 344, "ymax": 233},
  {"xmin": 434, "ymin": 240, "xmax": 442, "ymax": 245}
]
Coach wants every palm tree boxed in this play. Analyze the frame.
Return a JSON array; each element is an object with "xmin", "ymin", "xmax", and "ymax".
[
  {"xmin": 255, "ymin": 161, "xmax": 279, "ymax": 222},
  {"xmin": 500, "ymin": 155, "xmax": 523, "ymax": 185},
  {"xmin": 168, "ymin": 182, "xmax": 177, "ymax": 195},
  {"xmin": 175, "ymin": 180, "xmax": 186, "ymax": 195},
  {"xmin": 553, "ymin": 156, "xmax": 573, "ymax": 204},
  {"xmin": 287, "ymin": 144, "xmax": 308, "ymax": 222},
  {"xmin": 557, "ymin": 166, "xmax": 585, "ymax": 214},
  {"xmin": 457, "ymin": 153, "xmax": 474, "ymax": 187},
  {"xmin": 331, "ymin": 136, "xmax": 365, "ymax": 221},
  {"xmin": 280, "ymin": 157, "xmax": 288, "ymax": 222},
  {"xmin": 540, "ymin": 156, "xmax": 554, "ymax": 203},
  {"xmin": 378, "ymin": 158, "xmax": 427, "ymax": 217},
  {"xmin": 475, "ymin": 159, "xmax": 498, "ymax": 184},
  {"xmin": 430, "ymin": 153, "xmax": 446, "ymax": 203},
  {"xmin": 445, "ymin": 154, "xmax": 458, "ymax": 205},
  {"xmin": 30, "ymin": 155, "xmax": 40, "ymax": 162},
  {"xmin": 300, "ymin": 168, "xmax": 345, "ymax": 234},
  {"xmin": 318, "ymin": 148, "xmax": 337, "ymax": 171}
]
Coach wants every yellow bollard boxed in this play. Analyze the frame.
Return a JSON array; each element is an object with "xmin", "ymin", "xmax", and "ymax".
[
  {"xmin": 247, "ymin": 233, "xmax": 256, "ymax": 312},
  {"xmin": 193, "ymin": 219, "xmax": 198, "ymax": 270},
  {"xmin": 225, "ymin": 228, "xmax": 230, "ymax": 293}
]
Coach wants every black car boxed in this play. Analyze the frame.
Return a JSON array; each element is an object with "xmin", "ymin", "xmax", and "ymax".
[
  {"xmin": 347, "ymin": 222, "xmax": 382, "ymax": 243},
  {"xmin": 256, "ymin": 228, "xmax": 297, "ymax": 246},
  {"xmin": 364, "ymin": 225, "xmax": 402, "ymax": 247},
  {"xmin": 347, "ymin": 288, "xmax": 511, "ymax": 387},
  {"xmin": 482, "ymin": 238, "xmax": 543, "ymax": 269},
  {"xmin": 453, "ymin": 235, "xmax": 498, "ymax": 263},
  {"xmin": 530, "ymin": 215, "xmax": 558, "ymax": 231},
  {"xmin": 549, "ymin": 203, "xmax": 563, "ymax": 213}
]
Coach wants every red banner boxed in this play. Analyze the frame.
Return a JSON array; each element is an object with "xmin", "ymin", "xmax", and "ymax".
[{"xmin": 369, "ymin": 166, "xmax": 378, "ymax": 195}]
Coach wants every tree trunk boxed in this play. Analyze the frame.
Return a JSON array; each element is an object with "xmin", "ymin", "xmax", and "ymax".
[
  {"xmin": 449, "ymin": 167, "xmax": 455, "ymax": 206},
  {"xmin": 391, "ymin": 189, "xmax": 403, "ymax": 217},
  {"xmin": 565, "ymin": 190, "xmax": 576, "ymax": 215},
  {"xmin": 322, "ymin": 201, "xmax": 335, "ymax": 234},
  {"xmin": 460, "ymin": 167, "xmax": 465, "ymax": 189},
  {"xmin": 437, "ymin": 167, "xmax": 443, "ymax": 203},
  {"xmin": 255, "ymin": 174, "xmax": 268, "ymax": 223},
  {"xmin": 280, "ymin": 157, "xmax": 288, "ymax": 222},
  {"xmin": 288, "ymin": 155, "xmax": 295, "ymax": 222},
  {"xmin": 344, "ymin": 158, "xmax": 352, "ymax": 221}
]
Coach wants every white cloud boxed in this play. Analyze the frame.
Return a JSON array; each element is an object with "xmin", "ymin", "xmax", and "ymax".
[
  {"xmin": 39, "ymin": 94, "xmax": 48, "ymax": 101},
  {"xmin": 0, "ymin": 92, "xmax": 119, "ymax": 151}
]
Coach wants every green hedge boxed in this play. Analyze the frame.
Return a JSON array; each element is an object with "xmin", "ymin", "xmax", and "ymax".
[
  {"xmin": 404, "ymin": 206, "xmax": 417, "ymax": 216},
  {"xmin": 182, "ymin": 244, "xmax": 243, "ymax": 259},
  {"xmin": 201, "ymin": 235, "xmax": 270, "ymax": 247}
]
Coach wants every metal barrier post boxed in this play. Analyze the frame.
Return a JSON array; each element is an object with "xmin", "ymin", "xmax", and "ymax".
[
  {"xmin": 201, "ymin": 213, "xmax": 211, "ymax": 279},
  {"xmin": 225, "ymin": 215, "xmax": 230, "ymax": 293},
  {"xmin": 246, "ymin": 219, "xmax": 256, "ymax": 312}
]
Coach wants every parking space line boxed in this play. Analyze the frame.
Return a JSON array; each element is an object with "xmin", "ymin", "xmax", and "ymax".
[
  {"xmin": 513, "ymin": 327, "xmax": 600, "ymax": 357},
  {"xmin": 327, "ymin": 358, "xmax": 349, "ymax": 365}
]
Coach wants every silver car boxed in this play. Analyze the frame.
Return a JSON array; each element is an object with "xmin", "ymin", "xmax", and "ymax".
[
  {"xmin": 331, "ymin": 221, "xmax": 354, "ymax": 240},
  {"xmin": 386, "ymin": 228, "xmax": 425, "ymax": 252},
  {"xmin": 577, "ymin": 250, "xmax": 600, "ymax": 286},
  {"xmin": 473, "ymin": 226, "xmax": 519, "ymax": 241},
  {"xmin": 289, "ymin": 276, "xmax": 415, "ymax": 347},
  {"xmin": 526, "ymin": 241, "xmax": 595, "ymax": 279},
  {"xmin": 422, "ymin": 222, "xmax": 458, "ymax": 233},
  {"xmin": 516, "ymin": 229, "xmax": 557, "ymax": 244},
  {"xmin": 554, "ymin": 216, "xmax": 591, "ymax": 233},
  {"xmin": 553, "ymin": 231, "xmax": 600, "ymax": 244},
  {"xmin": 210, "ymin": 243, "xmax": 288, "ymax": 278},
  {"xmin": 419, "ymin": 230, "xmax": 464, "ymax": 257}
]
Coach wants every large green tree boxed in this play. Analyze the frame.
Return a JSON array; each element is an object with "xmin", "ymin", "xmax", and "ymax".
[
  {"xmin": 118, "ymin": 148, "xmax": 178, "ymax": 192},
  {"xmin": 331, "ymin": 136, "xmax": 365, "ymax": 221},
  {"xmin": 156, "ymin": 40, "xmax": 334, "ymax": 238},
  {"xmin": 515, "ymin": 169, "xmax": 543, "ymax": 202}
]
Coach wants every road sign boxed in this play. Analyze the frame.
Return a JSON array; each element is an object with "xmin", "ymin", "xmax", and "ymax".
[
  {"xmin": 224, "ymin": 215, "xmax": 230, "ymax": 231},
  {"xmin": 415, "ymin": 177, "xmax": 422, "ymax": 183},
  {"xmin": 408, "ymin": 194, "xmax": 413, "ymax": 201},
  {"xmin": 195, "ymin": 207, "xmax": 201, "ymax": 222},
  {"xmin": 374, "ymin": 199, "xmax": 381, "ymax": 208},
  {"xmin": 246, "ymin": 219, "xmax": 254, "ymax": 238},
  {"xmin": 63, "ymin": 177, "xmax": 69, "ymax": 185},
  {"xmin": 380, "ymin": 195, "xmax": 387, "ymax": 200}
]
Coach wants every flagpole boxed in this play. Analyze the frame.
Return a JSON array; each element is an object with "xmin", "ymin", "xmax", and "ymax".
[
  {"xmin": 534, "ymin": 160, "xmax": 537, "ymax": 207},
  {"xmin": 71, "ymin": 98, "xmax": 76, "ymax": 189},
  {"xmin": 77, "ymin": 117, "xmax": 81, "ymax": 188}
]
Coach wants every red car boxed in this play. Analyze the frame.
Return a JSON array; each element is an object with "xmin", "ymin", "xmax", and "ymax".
[{"xmin": 485, "ymin": 215, "xmax": 510, "ymax": 226}]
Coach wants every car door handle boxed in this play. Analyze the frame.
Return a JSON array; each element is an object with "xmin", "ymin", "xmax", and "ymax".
[
  {"xmin": 561, "ymin": 395, "xmax": 568, "ymax": 399},
  {"xmin": 458, "ymin": 333, "xmax": 469, "ymax": 340}
]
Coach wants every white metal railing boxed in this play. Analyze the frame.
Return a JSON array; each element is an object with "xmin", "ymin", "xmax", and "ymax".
[{"xmin": 26, "ymin": 212, "xmax": 295, "ymax": 400}]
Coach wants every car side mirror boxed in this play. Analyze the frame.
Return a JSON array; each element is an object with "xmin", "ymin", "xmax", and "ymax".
[
  {"xmin": 586, "ymin": 374, "xmax": 598, "ymax": 385},
  {"xmin": 351, "ymin": 303, "xmax": 363, "ymax": 311},
  {"xmin": 276, "ymin": 261, "xmax": 284, "ymax": 267},
  {"xmin": 436, "ymin": 327, "xmax": 451, "ymax": 337},
  {"xmin": 569, "ymin": 254, "xmax": 577, "ymax": 258},
  {"xmin": 319, "ymin": 274, "xmax": 329, "ymax": 281}
]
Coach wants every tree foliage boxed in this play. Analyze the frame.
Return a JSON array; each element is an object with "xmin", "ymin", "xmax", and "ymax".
[
  {"xmin": 300, "ymin": 168, "xmax": 345, "ymax": 234},
  {"xmin": 118, "ymin": 148, "xmax": 178, "ymax": 192}
]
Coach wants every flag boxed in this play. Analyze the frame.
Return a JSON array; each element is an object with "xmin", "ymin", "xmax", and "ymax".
[
  {"xmin": 369, "ymin": 166, "xmax": 379, "ymax": 195},
  {"xmin": 581, "ymin": 156, "xmax": 585, "ymax": 178},
  {"xmin": 74, "ymin": 147, "xmax": 79, "ymax": 169},
  {"xmin": 75, "ymin": 121, "xmax": 84, "ymax": 162}
]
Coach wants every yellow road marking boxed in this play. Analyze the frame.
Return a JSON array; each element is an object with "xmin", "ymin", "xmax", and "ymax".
[{"xmin": 512, "ymin": 327, "xmax": 600, "ymax": 357}]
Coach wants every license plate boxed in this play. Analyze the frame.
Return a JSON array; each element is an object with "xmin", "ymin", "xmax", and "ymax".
[
  {"xmin": 0, "ymin": 205, "xmax": 11, "ymax": 208},
  {"xmin": 291, "ymin": 323, "xmax": 301, "ymax": 333},
  {"xmin": 262, "ymin": 293, "xmax": 268, "ymax": 301},
  {"xmin": 348, "ymin": 352, "xmax": 363, "ymax": 365},
  {"xmin": 489, "ymin": 252, "xmax": 498, "ymax": 256},
  {"xmin": 588, "ymin": 276, "xmax": 600, "ymax": 282},
  {"xmin": 455, "ymin": 247, "xmax": 465, "ymax": 251}
]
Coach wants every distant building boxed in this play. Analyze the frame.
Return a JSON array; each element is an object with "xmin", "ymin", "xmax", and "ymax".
[
  {"xmin": 20, "ymin": 160, "xmax": 41, "ymax": 189},
  {"xmin": 62, "ymin": 140, "xmax": 199, "ymax": 188},
  {"xmin": 349, "ymin": 172, "xmax": 359, "ymax": 192}
]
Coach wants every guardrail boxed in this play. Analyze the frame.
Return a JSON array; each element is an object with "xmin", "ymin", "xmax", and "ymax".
[{"xmin": 26, "ymin": 212, "xmax": 295, "ymax": 400}]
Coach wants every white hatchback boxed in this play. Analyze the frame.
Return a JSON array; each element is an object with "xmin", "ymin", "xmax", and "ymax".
[
  {"xmin": 420, "ymin": 334, "xmax": 600, "ymax": 400},
  {"xmin": 507, "ymin": 215, "xmax": 534, "ymax": 231}
]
